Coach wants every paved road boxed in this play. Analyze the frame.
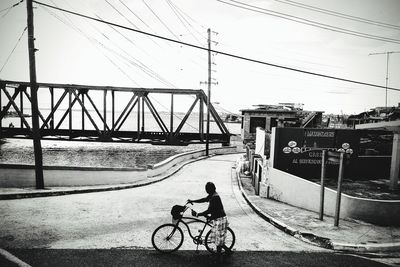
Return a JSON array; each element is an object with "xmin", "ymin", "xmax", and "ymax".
[
  {"xmin": 1, "ymin": 154, "xmax": 397, "ymax": 266},
  {"xmin": 2, "ymin": 249, "xmax": 391, "ymax": 267},
  {"xmin": 0, "ymin": 154, "xmax": 319, "ymax": 251}
]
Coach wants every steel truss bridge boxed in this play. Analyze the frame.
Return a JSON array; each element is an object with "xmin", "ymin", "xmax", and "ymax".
[{"xmin": 0, "ymin": 80, "xmax": 230, "ymax": 145}]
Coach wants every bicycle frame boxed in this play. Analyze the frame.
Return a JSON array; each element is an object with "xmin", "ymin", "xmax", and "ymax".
[
  {"xmin": 171, "ymin": 206, "xmax": 212, "ymax": 251},
  {"xmin": 177, "ymin": 216, "xmax": 211, "ymax": 242}
]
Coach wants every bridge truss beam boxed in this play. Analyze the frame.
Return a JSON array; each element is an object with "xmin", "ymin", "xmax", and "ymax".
[{"xmin": 0, "ymin": 80, "xmax": 231, "ymax": 145}]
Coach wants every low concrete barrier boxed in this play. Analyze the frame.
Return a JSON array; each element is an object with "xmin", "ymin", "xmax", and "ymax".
[
  {"xmin": 0, "ymin": 164, "xmax": 147, "ymax": 187},
  {"xmin": 263, "ymin": 167, "xmax": 400, "ymax": 226},
  {"xmin": 148, "ymin": 146, "xmax": 238, "ymax": 177},
  {"xmin": 0, "ymin": 146, "xmax": 238, "ymax": 187}
]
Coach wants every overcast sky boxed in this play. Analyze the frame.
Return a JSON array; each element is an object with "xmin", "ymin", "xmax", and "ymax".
[{"xmin": 0, "ymin": 0, "xmax": 399, "ymax": 115}]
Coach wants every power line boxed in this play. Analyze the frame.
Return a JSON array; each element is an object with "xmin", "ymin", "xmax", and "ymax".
[
  {"xmin": 1, "ymin": 0, "xmax": 24, "ymax": 20},
  {"xmin": 274, "ymin": 0, "xmax": 400, "ymax": 31},
  {"xmin": 0, "ymin": 0, "xmax": 24, "ymax": 13},
  {"xmin": 142, "ymin": 0, "xmax": 182, "ymax": 41},
  {"xmin": 118, "ymin": 0, "xmax": 150, "ymax": 28},
  {"xmin": 218, "ymin": 0, "xmax": 400, "ymax": 45},
  {"xmin": 166, "ymin": 0, "xmax": 207, "ymax": 41},
  {"xmin": 31, "ymin": 1, "xmax": 400, "ymax": 92},
  {"xmin": 0, "ymin": 26, "xmax": 27, "ymax": 74},
  {"xmin": 40, "ymin": 5, "xmax": 141, "ymax": 86},
  {"xmin": 166, "ymin": 0, "xmax": 203, "ymax": 46},
  {"xmin": 168, "ymin": 0, "xmax": 207, "ymax": 31},
  {"xmin": 105, "ymin": 0, "xmax": 139, "ymax": 29}
]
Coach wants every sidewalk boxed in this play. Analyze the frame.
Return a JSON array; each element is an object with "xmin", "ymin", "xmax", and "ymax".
[{"xmin": 238, "ymin": 175, "xmax": 400, "ymax": 253}]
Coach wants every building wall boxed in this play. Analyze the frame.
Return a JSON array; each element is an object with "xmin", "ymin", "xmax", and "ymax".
[
  {"xmin": 241, "ymin": 111, "xmax": 297, "ymax": 144},
  {"xmin": 262, "ymin": 167, "xmax": 400, "ymax": 226},
  {"xmin": 255, "ymin": 128, "xmax": 400, "ymax": 226}
]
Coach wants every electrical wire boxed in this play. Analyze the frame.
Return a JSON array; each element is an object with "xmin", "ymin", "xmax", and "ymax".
[
  {"xmin": 166, "ymin": 0, "xmax": 207, "ymax": 41},
  {"xmin": 40, "ymin": 6, "xmax": 141, "ymax": 86},
  {"xmin": 219, "ymin": 0, "xmax": 400, "ymax": 45},
  {"xmin": 105, "ymin": 0, "xmax": 139, "ymax": 30},
  {"xmin": 1, "ymin": 0, "xmax": 24, "ymax": 20},
  {"xmin": 274, "ymin": 0, "xmax": 400, "ymax": 31},
  {"xmin": 0, "ymin": 26, "xmax": 27, "ymax": 74},
  {"xmin": 41, "ymin": 2, "xmax": 200, "ymax": 131},
  {"xmin": 60, "ymin": 0, "xmax": 178, "ymax": 87},
  {"xmin": 118, "ymin": 0, "xmax": 149, "ymax": 28},
  {"xmin": 142, "ymin": 0, "xmax": 182, "ymax": 41},
  {"xmin": 0, "ymin": 0, "xmax": 24, "ymax": 13},
  {"xmin": 168, "ymin": 0, "xmax": 207, "ymax": 31},
  {"xmin": 166, "ymin": 0, "xmax": 203, "ymax": 46},
  {"xmin": 30, "ymin": 1, "xmax": 400, "ymax": 92}
]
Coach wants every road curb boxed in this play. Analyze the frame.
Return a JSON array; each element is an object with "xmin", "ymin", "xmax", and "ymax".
[
  {"xmin": 234, "ymin": 169, "xmax": 332, "ymax": 249},
  {"xmin": 331, "ymin": 242, "xmax": 400, "ymax": 253},
  {"xmin": 0, "ymin": 156, "xmax": 209, "ymax": 200},
  {"xmin": 0, "ymin": 248, "xmax": 31, "ymax": 267},
  {"xmin": 234, "ymin": 168, "xmax": 400, "ymax": 252}
]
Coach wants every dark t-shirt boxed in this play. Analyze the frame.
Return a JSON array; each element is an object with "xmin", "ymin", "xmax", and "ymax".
[{"xmin": 199, "ymin": 192, "xmax": 226, "ymax": 220}]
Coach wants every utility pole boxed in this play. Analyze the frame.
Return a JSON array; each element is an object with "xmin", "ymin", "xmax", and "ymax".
[
  {"xmin": 201, "ymin": 28, "xmax": 218, "ymax": 156},
  {"xmin": 206, "ymin": 28, "xmax": 211, "ymax": 156},
  {"xmin": 369, "ymin": 51, "xmax": 400, "ymax": 112},
  {"xmin": 26, "ymin": 0, "xmax": 44, "ymax": 189}
]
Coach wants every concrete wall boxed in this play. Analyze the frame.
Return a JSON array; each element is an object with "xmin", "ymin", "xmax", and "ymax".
[
  {"xmin": 263, "ymin": 167, "xmax": 400, "ymax": 226},
  {"xmin": 0, "ymin": 165, "xmax": 147, "ymax": 187},
  {"xmin": 0, "ymin": 146, "xmax": 238, "ymax": 187},
  {"xmin": 148, "ymin": 146, "xmax": 238, "ymax": 177}
]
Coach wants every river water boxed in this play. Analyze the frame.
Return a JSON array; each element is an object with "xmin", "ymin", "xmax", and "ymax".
[{"xmin": 0, "ymin": 114, "xmax": 241, "ymax": 167}]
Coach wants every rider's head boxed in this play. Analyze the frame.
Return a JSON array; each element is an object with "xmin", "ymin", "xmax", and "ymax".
[{"xmin": 205, "ymin": 182, "xmax": 216, "ymax": 195}]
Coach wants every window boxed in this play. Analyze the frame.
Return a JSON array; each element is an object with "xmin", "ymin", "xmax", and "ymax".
[{"xmin": 250, "ymin": 117, "xmax": 266, "ymax": 133}]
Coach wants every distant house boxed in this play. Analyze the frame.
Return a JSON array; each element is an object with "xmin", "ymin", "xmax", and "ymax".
[
  {"xmin": 240, "ymin": 103, "xmax": 323, "ymax": 144},
  {"xmin": 347, "ymin": 103, "xmax": 400, "ymax": 128}
]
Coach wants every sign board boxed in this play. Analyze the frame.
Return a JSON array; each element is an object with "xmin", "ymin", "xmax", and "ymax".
[{"xmin": 273, "ymin": 128, "xmax": 391, "ymax": 180}]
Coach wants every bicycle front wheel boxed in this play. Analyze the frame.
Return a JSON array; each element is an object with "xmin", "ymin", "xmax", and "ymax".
[
  {"xmin": 151, "ymin": 223, "xmax": 184, "ymax": 253},
  {"xmin": 205, "ymin": 227, "xmax": 235, "ymax": 254}
]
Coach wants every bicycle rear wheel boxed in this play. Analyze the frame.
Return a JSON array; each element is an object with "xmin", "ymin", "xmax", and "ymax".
[
  {"xmin": 205, "ymin": 227, "xmax": 235, "ymax": 254},
  {"xmin": 151, "ymin": 223, "xmax": 184, "ymax": 253}
]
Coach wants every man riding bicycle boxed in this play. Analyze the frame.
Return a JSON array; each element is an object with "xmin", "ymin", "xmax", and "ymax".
[{"xmin": 188, "ymin": 182, "xmax": 233, "ymax": 261}]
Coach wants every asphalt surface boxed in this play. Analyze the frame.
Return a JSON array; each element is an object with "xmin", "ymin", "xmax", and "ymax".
[
  {"xmin": 1, "ymin": 249, "xmax": 392, "ymax": 267},
  {"xmin": 0, "ymin": 155, "xmax": 319, "ymax": 251},
  {"xmin": 1, "ymin": 154, "xmax": 399, "ymax": 266}
]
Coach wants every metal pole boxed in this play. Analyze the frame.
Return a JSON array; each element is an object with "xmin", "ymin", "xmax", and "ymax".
[
  {"xmin": 20, "ymin": 88, "xmax": 24, "ymax": 128},
  {"xmin": 369, "ymin": 51, "xmax": 400, "ymax": 111},
  {"xmin": 137, "ymin": 95, "xmax": 141, "ymax": 140},
  {"xmin": 81, "ymin": 92, "xmax": 85, "ymax": 130},
  {"xmin": 385, "ymin": 52, "xmax": 389, "ymax": 111},
  {"xmin": 103, "ymin": 90, "xmax": 107, "ymax": 133},
  {"xmin": 141, "ymin": 96, "xmax": 145, "ymax": 132},
  {"xmin": 319, "ymin": 150, "xmax": 326, "ymax": 221},
  {"xmin": 170, "ymin": 93, "xmax": 174, "ymax": 137},
  {"xmin": 50, "ymin": 87, "xmax": 54, "ymax": 130},
  {"xmin": 206, "ymin": 28, "xmax": 211, "ymax": 156},
  {"xmin": 390, "ymin": 133, "xmax": 400, "ymax": 190},
  {"xmin": 199, "ymin": 96, "xmax": 204, "ymax": 141},
  {"xmin": 26, "ymin": 0, "xmax": 44, "ymax": 189},
  {"xmin": 112, "ymin": 90, "xmax": 115, "ymax": 129},
  {"xmin": 334, "ymin": 152, "xmax": 345, "ymax": 227}
]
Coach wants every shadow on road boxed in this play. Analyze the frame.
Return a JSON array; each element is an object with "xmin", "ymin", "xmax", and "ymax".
[{"xmin": 2, "ymin": 249, "xmax": 390, "ymax": 267}]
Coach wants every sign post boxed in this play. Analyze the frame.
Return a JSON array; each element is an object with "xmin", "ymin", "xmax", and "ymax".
[
  {"xmin": 319, "ymin": 150, "xmax": 327, "ymax": 221},
  {"xmin": 334, "ymin": 152, "xmax": 345, "ymax": 226},
  {"xmin": 326, "ymin": 151, "xmax": 349, "ymax": 227}
]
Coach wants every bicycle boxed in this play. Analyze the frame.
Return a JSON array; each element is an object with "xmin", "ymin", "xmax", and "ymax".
[{"xmin": 151, "ymin": 203, "xmax": 235, "ymax": 254}]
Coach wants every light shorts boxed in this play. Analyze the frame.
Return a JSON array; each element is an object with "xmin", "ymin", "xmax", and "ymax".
[{"xmin": 210, "ymin": 216, "xmax": 229, "ymax": 246}]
